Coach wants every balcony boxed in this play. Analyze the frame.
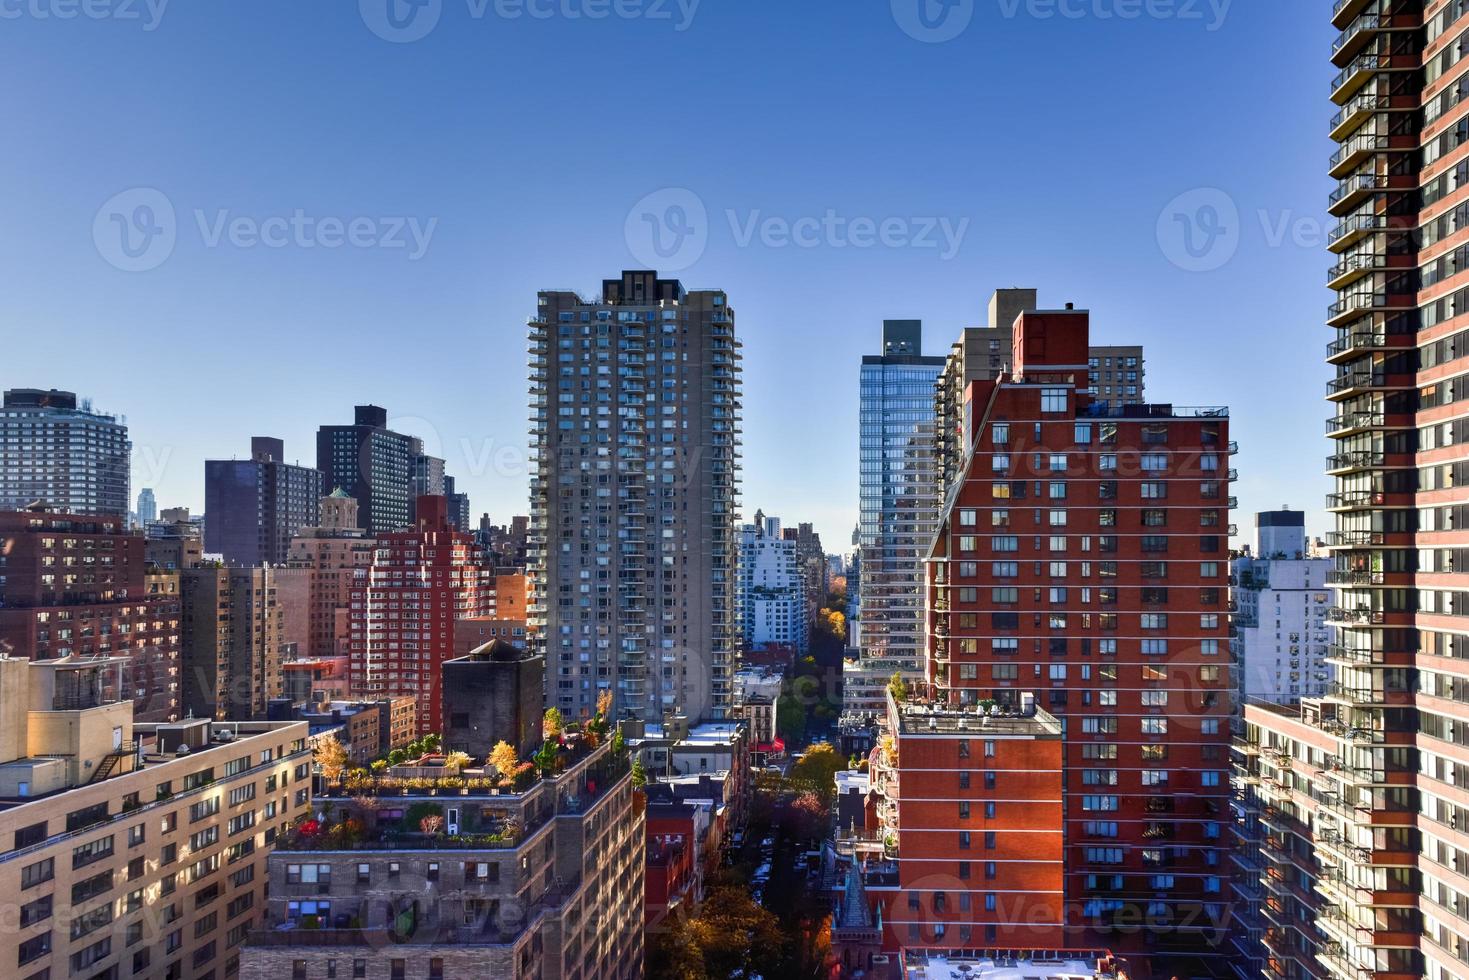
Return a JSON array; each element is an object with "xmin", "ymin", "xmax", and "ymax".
[
  {"xmin": 1329, "ymin": 133, "xmax": 1389, "ymax": 178},
  {"xmin": 1325, "ymin": 490, "xmax": 1384, "ymax": 511},
  {"xmin": 1326, "ymin": 329, "xmax": 1392, "ymax": 360},
  {"xmin": 1331, "ymin": 12, "xmax": 1380, "ymax": 65},
  {"xmin": 1324, "ymin": 449, "xmax": 1385, "ymax": 474},
  {"xmin": 1327, "ymin": 210, "xmax": 1394, "ymax": 250},
  {"xmin": 1331, "ymin": 0, "xmax": 1373, "ymax": 30},
  {"xmin": 1331, "ymin": 54, "xmax": 1381, "ymax": 104},
  {"xmin": 1327, "ymin": 251, "xmax": 1393, "ymax": 290},
  {"xmin": 1324, "ymin": 605, "xmax": 1384, "ymax": 626},
  {"xmin": 1330, "ymin": 93, "xmax": 1391, "ymax": 142},
  {"xmin": 1326, "ymin": 410, "xmax": 1387, "ymax": 436},
  {"xmin": 1327, "ymin": 372, "xmax": 1401, "ymax": 400}
]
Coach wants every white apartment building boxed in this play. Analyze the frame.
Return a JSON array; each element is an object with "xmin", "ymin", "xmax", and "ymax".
[
  {"xmin": 1231, "ymin": 509, "xmax": 1330, "ymax": 703},
  {"xmin": 736, "ymin": 512, "xmax": 808, "ymax": 653}
]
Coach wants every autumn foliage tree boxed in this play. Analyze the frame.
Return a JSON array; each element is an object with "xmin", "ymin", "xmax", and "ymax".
[
  {"xmin": 789, "ymin": 742, "xmax": 844, "ymax": 804},
  {"xmin": 315, "ymin": 733, "xmax": 349, "ymax": 784},
  {"xmin": 488, "ymin": 741, "xmax": 519, "ymax": 777}
]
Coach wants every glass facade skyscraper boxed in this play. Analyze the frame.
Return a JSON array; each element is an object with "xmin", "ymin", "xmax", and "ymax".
[{"xmin": 856, "ymin": 322, "xmax": 944, "ymax": 673}]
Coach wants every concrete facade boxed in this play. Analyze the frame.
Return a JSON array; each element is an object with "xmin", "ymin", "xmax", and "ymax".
[{"xmin": 529, "ymin": 271, "xmax": 740, "ymax": 724}]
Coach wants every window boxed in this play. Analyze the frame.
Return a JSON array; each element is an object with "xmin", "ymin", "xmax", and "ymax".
[
  {"xmin": 1041, "ymin": 388, "xmax": 1067, "ymax": 412},
  {"xmin": 18, "ymin": 933, "xmax": 51, "ymax": 966},
  {"xmin": 21, "ymin": 857, "xmax": 54, "ymax": 890}
]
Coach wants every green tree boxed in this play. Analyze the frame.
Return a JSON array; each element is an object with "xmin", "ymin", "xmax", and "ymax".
[
  {"xmin": 776, "ymin": 690, "xmax": 806, "ymax": 744},
  {"xmin": 887, "ymin": 671, "xmax": 909, "ymax": 703},
  {"xmin": 542, "ymin": 707, "xmax": 565, "ymax": 742},
  {"xmin": 789, "ymin": 742, "xmax": 844, "ymax": 803},
  {"xmin": 631, "ymin": 757, "xmax": 647, "ymax": 790}
]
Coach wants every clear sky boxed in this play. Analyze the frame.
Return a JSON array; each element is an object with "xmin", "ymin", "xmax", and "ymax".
[{"xmin": 0, "ymin": 1, "xmax": 1332, "ymax": 549}]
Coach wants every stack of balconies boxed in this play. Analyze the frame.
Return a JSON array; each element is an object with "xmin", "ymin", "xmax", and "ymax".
[{"xmin": 1321, "ymin": 5, "xmax": 1424, "ymax": 976}]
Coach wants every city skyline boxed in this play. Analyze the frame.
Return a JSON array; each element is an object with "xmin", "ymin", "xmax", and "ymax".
[{"xmin": 1, "ymin": 3, "xmax": 1332, "ymax": 548}]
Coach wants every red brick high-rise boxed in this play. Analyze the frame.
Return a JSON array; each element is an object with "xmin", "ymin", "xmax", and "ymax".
[
  {"xmin": 0, "ymin": 506, "xmax": 180, "ymax": 722},
  {"xmin": 920, "ymin": 306, "xmax": 1234, "ymax": 965},
  {"xmin": 348, "ymin": 495, "xmax": 490, "ymax": 735}
]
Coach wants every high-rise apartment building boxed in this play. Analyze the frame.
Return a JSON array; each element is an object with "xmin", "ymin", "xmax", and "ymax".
[
  {"xmin": 0, "ymin": 389, "xmax": 131, "ymax": 517},
  {"xmin": 528, "ymin": 270, "xmax": 740, "ymax": 724},
  {"xmin": 443, "ymin": 474, "xmax": 471, "ymax": 533},
  {"xmin": 0, "ymin": 507, "xmax": 181, "ymax": 722},
  {"xmin": 181, "ymin": 565, "xmax": 285, "ymax": 720},
  {"xmin": 918, "ymin": 306, "xmax": 1234, "ymax": 967},
  {"xmin": 737, "ymin": 512, "xmax": 808, "ymax": 653},
  {"xmin": 281, "ymin": 491, "xmax": 375, "ymax": 659},
  {"xmin": 1231, "ymin": 509, "xmax": 1331, "ymax": 705},
  {"xmin": 347, "ymin": 495, "xmax": 490, "ymax": 734},
  {"xmin": 204, "ymin": 437, "xmax": 322, "ymax": 567},
  {"xmin": 789, "ymin": 521, "xmax": 829, "ymax": 629},
  {"xmin": 316, "ymin": 406, "xmax": 415, "ymax": 535},
  {"xmin": 1230, "ymin": 7, "xmax": 1450, "ymax": 979},
  {"xmin": 135, "ymin": 486, "xmax": 157, "ymax": 525},
  {"xmin": 856, "ymin": 321, "xmax": 945, "ymax": 685},
  {"xmin": 934, "ymin": 290, "xmax": 1148, "ymax": 497},
  {"xmin": 0, "ymin": 655, "xmax": 310, "ymax": 980}
]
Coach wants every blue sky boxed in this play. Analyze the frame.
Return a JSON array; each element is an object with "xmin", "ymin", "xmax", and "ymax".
[{"xmin": 0, "ymin": 1, "xmax": 1332, "ymax": 548}]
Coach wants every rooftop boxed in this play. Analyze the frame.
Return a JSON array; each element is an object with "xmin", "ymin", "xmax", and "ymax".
[
  {"xmin": 902, "ymin": 953, "xmax": 1120, "ymax": 980},
  {"xmin": 894, "ymin": 699, "xmax": 1063, "ymax": 738}
]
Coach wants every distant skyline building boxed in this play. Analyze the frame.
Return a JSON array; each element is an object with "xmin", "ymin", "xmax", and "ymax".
[
  {"xmin": 737, "ymin": 511, "xmax": 808, "ymax": 653},
  {"xmin": 0, "ymin": 388, "xmax": 131, "ymax": 517},
  {"xmin": 529, "ymin": 270, "xmax": 740, "ymax": 724},
  {"xmin": 180, "ymin": 564, "xmax": 285, "ymax": 720},
  {"xmin": 444, "ymin": 474, "xmax": 472, "ymax": 532},
  {"xmin": 135, "ymin": 486, "xmax": 156, "ymax": 525},
  {"xmin": 856, "ymin": 320, "xmax": 944, "ymax": 680},
  {"xmin": 1230, "ymin": 509, "xmax": 1330, "ymax": 704},
  {"xmin": 348, "ymin": 495, "xmax": 490, "ymax": 734},
  {"xmin": 315, "ymin": 405, "xmax": 415, "ymax": 534},
  {"xmin": 204, "ymin": 436, "xmax": 322, "ymax": 566}
]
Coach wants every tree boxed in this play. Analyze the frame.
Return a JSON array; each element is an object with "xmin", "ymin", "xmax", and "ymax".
[
  {"xmin": 595, "ymin": 688, "xmax": 613, "ymax": 721},
  {"xmin": 543, "ymin": 707, "xmax": 565, "ymax": 742},
  {"xmin": 787, "ymin": 791, "xmax": 827, "ymax": 844},
  {"xmin": 315, "ymin": 733, "xmax": 349, "ymax": 783},
  {"xmin": 887, "ymin": 671, "xmax": 910, "ymax": 703},
  {"xmin": 686, "ymin": 885, "xmax": 783, "ymax": 979},
  {"xmin": 419, "ymin": 814, "xmax": 444, "ymax": 836},
  {"xmin": 443, "ymin": 750, "xmax": 472, "ymax": 772},
  {"xmin": 789, "ymin": 742, "xmax": 844, "ymax": 803},
  {"xmin": 386, "ymin": 748, "xmax": 407, "ymax": 766},
  {"xmin": 488, "ymin": 741, "xmax": 519, "ymax": 777},
  {"xmin": 420, "ymin": 733, "xmax": 443, "ymax": 753},
  {"xmin": 776, "ymin": 690, "xmax": 806, "ymax": 744},
  {"xmin": 631, "ymin": 757, "xmax": 647, "ymax": 790}
]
